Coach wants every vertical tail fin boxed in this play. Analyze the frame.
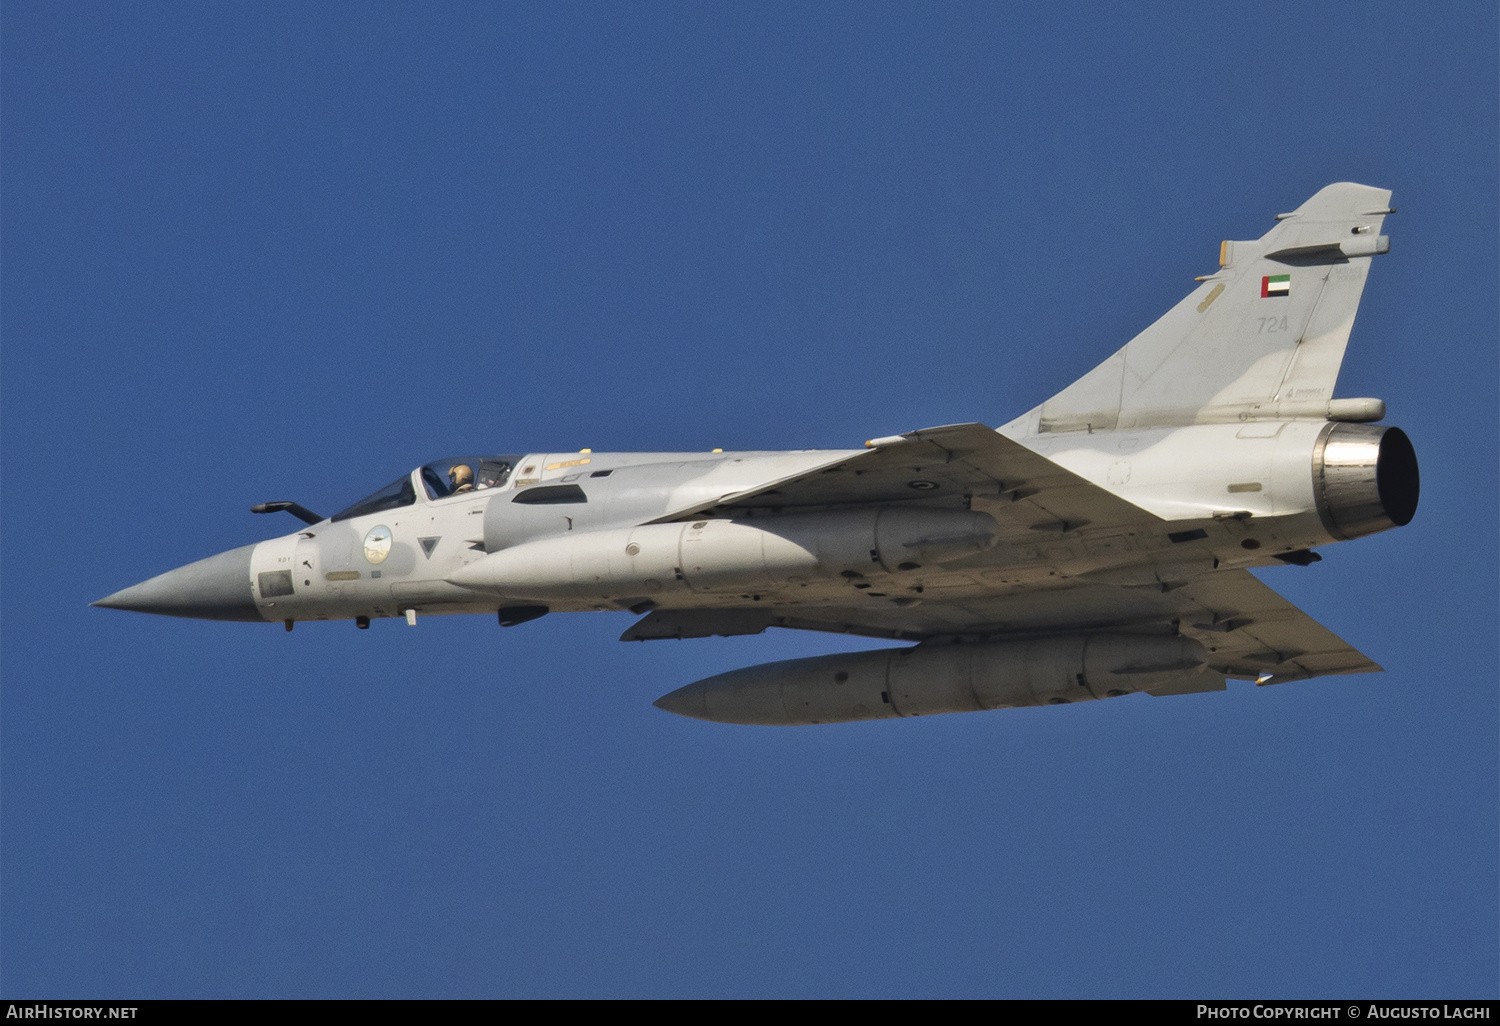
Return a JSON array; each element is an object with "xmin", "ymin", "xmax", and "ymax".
[{"xmin": 1004, "ymin": 183, "xmax": 1394, "ymax": 435}]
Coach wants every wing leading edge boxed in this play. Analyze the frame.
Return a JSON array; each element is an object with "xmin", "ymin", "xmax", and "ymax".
[{"xmin": 646, "ymin": 422, "xmax": 1155, "ymax": 536}]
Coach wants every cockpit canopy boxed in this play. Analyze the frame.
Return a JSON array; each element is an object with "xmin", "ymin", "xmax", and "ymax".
[{"xmin": 330, "ymin": 456, "xmax": 521, "ymax": 523}]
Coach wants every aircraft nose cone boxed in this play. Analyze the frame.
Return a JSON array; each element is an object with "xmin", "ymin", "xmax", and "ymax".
[
  {"xmin": 652, "ymin": 681, "xmax": 710, "ymax": 721},
  {"xmin": 93, "ymin": 543, "xmax": 264, "ymax": 622}
]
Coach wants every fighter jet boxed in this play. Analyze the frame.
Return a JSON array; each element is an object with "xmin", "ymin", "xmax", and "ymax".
[{"xmin": 95, "ymin": 183, "xmax": 1418, "ymax": 725}]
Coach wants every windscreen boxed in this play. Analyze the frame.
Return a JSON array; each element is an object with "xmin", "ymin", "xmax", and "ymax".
[{"xmin": 329, "ymin": 474, "xmax": 417, "ymax": 523}]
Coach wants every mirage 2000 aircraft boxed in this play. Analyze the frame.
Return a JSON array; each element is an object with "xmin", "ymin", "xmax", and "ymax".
[{"xmin": 96, "ymin": 183, "xmax": 1418, "ymax": 725}]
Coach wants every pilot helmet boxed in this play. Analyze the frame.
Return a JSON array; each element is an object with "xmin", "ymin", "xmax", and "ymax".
[{"xmin": 448, "ymin": 464, "xmax": 474, "ymax": 490}]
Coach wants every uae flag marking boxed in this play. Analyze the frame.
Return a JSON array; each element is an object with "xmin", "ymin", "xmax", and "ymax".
[{"xmin": 1261, "ymin": 274, "xmax": 1290, "ymax": 298}]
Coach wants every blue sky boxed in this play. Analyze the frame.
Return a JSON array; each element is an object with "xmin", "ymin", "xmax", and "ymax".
[{"xmin": 3, "ymin": 2, "xmax": 1496, "ymax": 998}]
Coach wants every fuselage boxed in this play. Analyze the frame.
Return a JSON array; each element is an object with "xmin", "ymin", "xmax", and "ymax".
[
  {"xmin": 251, "ymin": 447, "xmax": 866, "ymax": 624},
  {"xmin": 91, "ymin": 183, "xmax": 1421, "ymax": 725},
  {"xmin": 95, "ymin": 420, "xmax": 1418, "ymax": 630}
]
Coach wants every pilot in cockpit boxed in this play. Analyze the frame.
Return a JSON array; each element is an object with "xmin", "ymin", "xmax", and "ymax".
[{"xmin": 448, "ymin": 464, "xmax": 475, "ymax": 494}]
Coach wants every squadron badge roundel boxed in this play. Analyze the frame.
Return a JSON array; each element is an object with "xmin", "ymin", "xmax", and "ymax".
[{"xmin": 363, "ymin": 525, "xmax": 393, "ymax": 564}]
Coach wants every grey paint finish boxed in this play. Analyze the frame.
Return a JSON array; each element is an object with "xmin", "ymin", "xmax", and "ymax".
[
  {"xmin": 1004, "ymin": 183, "xmax": 1393, "ymax": 435},
  {"xmin": 93, "ymin": 543, "xmax": 264, "ymax": 622},
  {"xmin": 482, "ymin": 451, "xmax": 862, "ymax": 551},
  {"xmin": 655, "ymin": 635, "xmax": 1218, "ymax": 726},
  {"xmin": 92, "ymin": 184, "xmax": 1417, "ymax": 725}
]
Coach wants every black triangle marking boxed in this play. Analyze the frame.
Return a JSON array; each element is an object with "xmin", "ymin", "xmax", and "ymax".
[{"xmin": 419, "ymin": 536, "xmax": 440, "ymax": 559}]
